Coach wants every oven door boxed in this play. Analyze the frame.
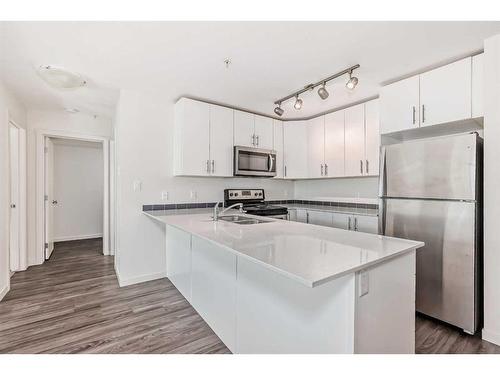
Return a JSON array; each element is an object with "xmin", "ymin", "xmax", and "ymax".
[{"xmin": 234, "ymin": 146, "xmax": 277, "ymax": 177}]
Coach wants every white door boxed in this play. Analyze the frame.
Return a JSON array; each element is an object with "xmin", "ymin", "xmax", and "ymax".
[
  {"xmin": 9, "ymin": 124, "xmax": 20, "ymax": 271},
  {"xmin": 331, "ymin": 212, "xmax": 351, "ymax": 230},
  {"xmin": 344, "ymin": 103, "xmax": 365, "ymax": 177},
  {"xmin": 283, "ymin": 121, "xmax": 308, "ymax": 179},
  {"xmin": 364, "ymin": 99, "xmax": 380, "ymax": 176},
  {"xmin": 234, "ymin": 110, "xmax": 255, "ymax": 147},
  {"xmin": 176, "ymin": 98, "xmax": 210, "ymax": 175},
  {"xmin": 324, "ymin": 110, "xmax": 345, "ymax": 178},
  {"xmin": 209, "ymin": 105, "xmax": 233, "ymax": 177},
  {"xmin": 419, "ymin": 57, "xmax": 472, "ymax": 127},
  {"xmin": 273, "ymin": 120, "xmax": 284, "ymax": 178},
  {"xmin": 44, "ymin": 137, "xmax": 55, "ymax": 259},
  {"xmin": 254, "ymin": 114, "xmax": 273, "ymax": 149},
  {"xmin": 353, "ymin": 215, "xmax": 379, "ymax": 234},
  {"xmin": 307, "ymin": 116, "xmax": 325, "ymax": 178},
  {"xmin": 307, "ymin": 211, "xmax": 333, "ymax": 227},
  {"xmin": 380, "ymin": 75, "xmax": 420, "ymax": 134}
]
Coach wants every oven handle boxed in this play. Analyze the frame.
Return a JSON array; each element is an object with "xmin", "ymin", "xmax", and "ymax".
[{"xmin": 268, "ymin": 154, "xmax": 274, "ymax": 172}]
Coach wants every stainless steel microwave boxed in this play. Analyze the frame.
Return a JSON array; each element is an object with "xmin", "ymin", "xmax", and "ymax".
[{"xmin": 234, "ymin": 146, "xmax": 277, "ymax": 177}]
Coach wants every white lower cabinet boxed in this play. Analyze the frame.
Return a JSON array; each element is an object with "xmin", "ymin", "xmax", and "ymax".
[
  {"xmin": 353, "ymin": 215, "xmax": 379, "ymax": 234},
  {"xmin": 295, "ymin": 209, "xmax": 308, "ymax": 223},
  {"xmin": 165, "ymin": 225, "xmax": 192, "ymax": 301},
  {"xmin": 331, "ymin": 212, "xmax": 352, "ymax": 230},
  {"xmin": 307, "ymin": 210, "xmax": 333, "ymax": 227},
  {"xmin": 191, "ymin": 236, "xmax": 237, "ymax": 350},
  {"xmin": 289, "ymin": 209, "xmax": 378, "ymax": 234}
]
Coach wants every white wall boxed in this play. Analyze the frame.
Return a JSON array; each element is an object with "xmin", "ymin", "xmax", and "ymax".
[
  {"xmin": 483, "ymin": 34, "xmax": 500, "ymax": 346},
  {"xmin": 25, "ymin": 110, "xmax": 113, "ymax": 265},
  {"xmin": 294, "ymin": 177, "xmax": 379, "ymax": 200},
  {"xmin": 0, "ymin": 81, "xmax": 27, "ymax": 300},
  {"xmin": 115, "ymin": 89, "xmax": 294, "ymax": 286},
  {"xmin": 53, "ymin": 141, "xmax": 103, "ymax": 242}
]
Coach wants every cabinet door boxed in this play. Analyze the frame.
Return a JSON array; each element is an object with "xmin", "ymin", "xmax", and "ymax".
[
  {"xmin": 209, "ymin": 105, "xmax": 234, "ymax": 177},
  {"xmin": 420, "ymin": 57, "xmax": 472, "ymax": 127},
  {"xmin": 273, "ymin": 120, "xmax": 284, "ymax": 178},
  {"xmin": 307, "ymin": 210, "xmax": 333, "ymax": 227},
  {"xmin": 353, "ymin": 215, "xmax": 379, "ymax": 234},
  {"xmin": 344, "ymin": 103, "xmax": 365, "ymax": 177},
  {"xmin": 472, "ymin": 53, "xmax": 484, "ymax": 118},
  {"xmin": 283, "ymin": 121, "xmax": 308, "ymax": 179},
  {"xmin": 380, "ymin": 75, "xmax": 420, "ymax": 134},
  {"xmin": 287, "ymin": 208, "xmax": 297, "ymax": 221},
  {"xmin": 254, "ymin": 114, "xmax": 273, "ymax": 149},
  {"xmin": 331, "ymin": 212, "xmax": 351, "ymax": 230},
  {"xmin": 166, "ymin": 225, "xmax": 192, "ymax": 302},
  {"xmin": 295, "ymin": 209, "xmax": 308, "ymax": 223},
  {"xmin": 307, "ymin": 116, "xmax": 325, "ymax": 178},
  {"xmin": 324, "ymin": 110, "xmax": 345, "ymax": 178},
  {"xmin": 364, "ymin": 99, "xmax": 380, "ymax": 176},
  {"xmin": 191, "ymin": 236, "xmax": 237, "ymax": 351},
  {"xmin": 174, "ymin": 98, "xmax": 210, "ymax": 176},
  {"xmin": 234, "ymin": 110, "xmax": 255, "ymax": 147}
]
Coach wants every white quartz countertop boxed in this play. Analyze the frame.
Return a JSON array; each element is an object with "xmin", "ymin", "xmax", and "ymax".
[{"xmin": 143, "ymin": 210, "xmax": 423, "ymax": 288}]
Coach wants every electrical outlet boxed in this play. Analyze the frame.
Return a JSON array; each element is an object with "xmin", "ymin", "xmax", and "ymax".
[
  {"xmin": 161, "ymin": 191, "xmax": 169, "ymax": 201},
  {"xmin": 190, "ymin": 190, "xmax": 197, "ymax": 200},
  {"xmin": 359, "ymin": 271, "xmax": 369, "ymax": 297},
  {"xmin": 133, "ymin": 180, "xmax": 142, "ymax": 192}
]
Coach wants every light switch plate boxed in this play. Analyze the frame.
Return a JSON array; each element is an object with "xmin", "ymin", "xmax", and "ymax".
[{"xmin": 359, "ymin": 270, "xmax": 369, "ymax": 297}]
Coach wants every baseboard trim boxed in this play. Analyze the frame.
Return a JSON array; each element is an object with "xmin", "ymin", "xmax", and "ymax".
[
  {"xmin": 54, "ymin": 234, "xmax": 103, "ymax": 242},
  {"xmin": 115, "ymin": 267, "xmax": 167, "ymax": 287},
  {"xmin": 0, "ymin": 284, "xmax": 10, "ymax": 301},
  {"xmin": 482, "ymin": 328, "xmax": 500, "ymax": 346}
]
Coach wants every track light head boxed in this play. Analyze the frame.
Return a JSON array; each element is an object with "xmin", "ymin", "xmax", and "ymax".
[
  {"xmin": 317, "ymin": 83, "xmax": 329, "ymax": 100},
  {"xmin": 294, "ymin": 96, "xmax": 303, "ymax": 110},
  {"xmin": 274, "ymin": 103, "xmax": 284, "ymax": 116},
  {"xmin": 346, "ymin": 71, "xmax": 359, "ymax": 90}
]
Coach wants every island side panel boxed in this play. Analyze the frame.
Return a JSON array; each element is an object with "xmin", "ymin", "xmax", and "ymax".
[
  {"xmin": 191, "ymin": 236, "xmax": 237, "ymax": 352},
  {"xmin": 236, "ymin": 256, "xmax": 356, "ymax": 354},
  {"xmin": 354, "ymin": 250, "xmax": 416, "ymax": 354},
  {"xmin": 165, "ymin": 224, "xmax": 192, "ymax": 302}
]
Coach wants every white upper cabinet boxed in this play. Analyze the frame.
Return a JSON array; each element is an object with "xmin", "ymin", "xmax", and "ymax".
[
  {"xmin": 209, "ymin": 105, "xmax": 234, "ymax": 177},
  {"xmin": 273, "ymin": 120, "xmax": 284, "ymax": 178},
  {"xmin": 284, "ymin": 121, "xmax": 308, "ymax": 179},
  {"xmin": 307, "ymin": 116, "xmax": 325, "ymax": 178},
  {"xmin": 234, "ymin": 110, "xmax": 255, "ymax": 147},
  {"xmin": 254, "ymin": 115, "xmax": 274, "ymax": 149},
  {"xmin": 380, "ymin": 75, "xmax": 420, "ymax": 134},
  {"xmin": 324, "ymin": 110, "xmax": 345, "ymax": 178},
  {"xmin": 419, "ymin": 57, "xmax": 472, "ymax": 127},
  {"xmin": 174, "ymin": 98, "xmax": 210, "ymax": 176},
  {"xmin": 344, "ymin": 103, "xmax": 366, "ymax": 177},
  {"xmin": 364, "ymin": 99, "xmax": 380, "ymax": 176},
  {"xmin": 472, "ymin": 53, "xmax": 484, "ymax": 118}
]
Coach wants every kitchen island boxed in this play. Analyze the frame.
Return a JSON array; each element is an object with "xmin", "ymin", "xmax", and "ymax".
[{"xmin": 144, "ymin": 209, "xmax": 423, "ymax": 354}]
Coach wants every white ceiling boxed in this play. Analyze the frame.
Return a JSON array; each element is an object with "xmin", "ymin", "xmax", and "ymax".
[{"xmin": 1, "ymin": 21, "xmax": 500, "ymax": 119}]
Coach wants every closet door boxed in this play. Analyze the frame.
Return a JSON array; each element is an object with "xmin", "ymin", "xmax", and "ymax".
[
  {"xmin": 344, "ymin": 103, "xmax": 365, "ymax": 177},
  {"xmin": 324, "ymin": 110, "xmax": 345, "ymax": 178}
]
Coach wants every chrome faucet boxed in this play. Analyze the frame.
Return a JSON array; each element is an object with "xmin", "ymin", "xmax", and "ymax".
[{"xmin": 213, "ymin": 202, "xmax": 245, "ymax": 221}]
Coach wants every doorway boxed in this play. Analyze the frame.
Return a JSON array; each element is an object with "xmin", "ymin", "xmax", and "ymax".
[
  {"xmin": 8, "ymin": 121, "xmax": 27, "ymax": 273},
  {"xmin": 36, "ymin": 130, "xmax": 111, "ymax": 265}
]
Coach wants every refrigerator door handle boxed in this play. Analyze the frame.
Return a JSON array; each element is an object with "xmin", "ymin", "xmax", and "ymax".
[
  {"xmin": 378, "ymin": 198, "xmax": 386, "ymax": 235},
  {"xmin": 378, "ymin": 146, "xmax": 387, "ymax": 198}
]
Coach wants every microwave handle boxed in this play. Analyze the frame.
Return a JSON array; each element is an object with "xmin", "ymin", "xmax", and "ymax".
[{"xmin": 268, "ymin": 154, "xmax": 274, "ymax": 172}]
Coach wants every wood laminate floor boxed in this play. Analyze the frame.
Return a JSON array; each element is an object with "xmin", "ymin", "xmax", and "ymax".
[{"xmin": 1, "ymin": 238, "xmax": 499, "ymax": 354}]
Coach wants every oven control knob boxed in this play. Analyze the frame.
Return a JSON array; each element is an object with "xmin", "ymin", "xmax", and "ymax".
[
  {"xmin": 229, "ymin": 193, "xmax": 233, "ymax": 197},
  {"xmin": 235, "ymin": 193, "xmax": 238, "ymax": 196},
  {"xmin": 258, "ymin": 193, "xmax": 262, "ymax": 196},
  {"xmin": 254, "ymin": 193, "xmax": 258, "ymax": 196}
]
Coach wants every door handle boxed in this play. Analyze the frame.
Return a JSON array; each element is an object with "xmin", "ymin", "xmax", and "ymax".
[
  {"xmin": 306, "ymin": 212, "xmax": 309, "ymax": 224},
  {"xmin": 251, "ymin": 134, "xmax": 255, "ymax": 146},
  {"xmin": 256, "ymin": 135, "xmax": 259, "ymax": 147},
  {"xmin": 52, "ymin": 200, "xmax": 58, "ymax": 205},
  {"xmin": 10, "ymin": 203, "xmax": 16, "ymax": 209},
  {"xmin": 284, "ymin": 165, "xmax": 287, "ymax": 177},
  {"xmin": 325, "ymin": 164, "xmax": 328, "ymax": 176},
  {"xmin": 354, "ymin": 217, "xmax": 358, "ymax": 231},
  {"xmin": 321, "ymin": 164, "xmax": 324, "ymax": 176},
  {"xmin": 348, "ymin": 216, "xmax": 352, "ymax": 230},
  {"xmin": 412, "ymin": 106, "xmax": 416, "ymax": 125},
  {"xmin": 366, "ymin": 159, "xmax": 369, "ymax": 174},
  {"xmin": 360, "ymin": 160, "xmax": 363, "ymax": 175},
  {"xmin": 206, "ymin": 160, "xmax": 210, "ymax": 173},
  {"xmin": 268, "ymin": 154, "xmax": 274, "ymax": 172},
  {"xmin": 211, "ymin": 160, "xmax": 215, "ymax": 173},
  {"xmin": 422, "ymin": 104, "xmax": 425, "ymax": 123}
]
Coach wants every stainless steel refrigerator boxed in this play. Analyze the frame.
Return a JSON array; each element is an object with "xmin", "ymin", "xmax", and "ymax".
[{"xmin": 379, "ymin": 133, "xmax": 483, "ymax": 334}]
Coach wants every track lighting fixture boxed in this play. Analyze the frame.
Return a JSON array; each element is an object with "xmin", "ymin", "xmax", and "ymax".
[
  {"xmin": 273, "ymin": 64, "xmax": 359, "ymax": 116},
  {"xmin": 317, "ymin": 82, "xmax": 329, "ymax": 100},
  {"xmin": 274, "ymin": 103, "xmax": 284, "ymax": 116},
  {"xmin": 346, "ymin": 71, "xmax": 359, "ymax": 90},
  {"xmin": 294, "ymin": 95, "xmax": 303, "ymax": 110}
]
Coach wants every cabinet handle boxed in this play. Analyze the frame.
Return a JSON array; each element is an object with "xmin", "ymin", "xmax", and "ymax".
[
  {"xmin": 366, "ymin": 159, "xmax": 369, "ymax": 174},
  {"xmin": 325, "ymin": 164, "xmax": 328, "ymax": 176},
  {"xmin": 206, "ymin": 160, "xmax": 210, "ymax": 173},
  {"xmin": 348, "ymin": 217, "xmax": 352, "ymax": 230},
  {"xmin": 251, "ymin": 134, "xmax": 255, "ymax": 146},
  {"xmin": 354, "ymin": 217, "xmax": 358, "ymax": 231},
  {"xmin": 360, "ymin": 160, "xmax": 363, "ymax": 175},
  {"xmin": 321, "ymin": 164, "xmax": 324, "ymax": 176},
  {"xmin": 422, "ymin": 104, "xmax": 425, "ymax": 123},
  {"xmin": 284, "ymin": 165, "xmax": 287, "ymax": 177},
  {"xmin": 256, "ymin": 135, "xmax": 259, "ymax": 147},
  {"xmin": 306, "ymin": 212, "xmax": 309, "ymax": 224},
  {"xmin": 211, "ymin": 160, "xmax": 215, "ymax": 173},
  {"xmin": 412, "ymin": 106, "xmax": 416, "ymax": 125}
]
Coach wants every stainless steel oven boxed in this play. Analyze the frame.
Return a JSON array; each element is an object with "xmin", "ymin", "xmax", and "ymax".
[{"xmin": 234, "ymin": 146, "xmax": 277, "ymax": 177}]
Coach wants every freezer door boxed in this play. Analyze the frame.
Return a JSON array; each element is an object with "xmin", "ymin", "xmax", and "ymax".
[
  {"xmin": 380, "ymin": 133, "xmax": 478, "ymax": 200},
  {"xmin": 383, "ymin": 198, "xmax": 478, "ymax": 333}
]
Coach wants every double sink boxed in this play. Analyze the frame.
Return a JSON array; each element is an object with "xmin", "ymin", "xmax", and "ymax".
[{"xmin": 218, "ymin": 215, "xmax": 272, "ymax": 225}]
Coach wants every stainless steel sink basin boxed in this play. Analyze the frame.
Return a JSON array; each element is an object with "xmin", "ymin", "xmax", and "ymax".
[{"xmin": 217, "ymin": 215, "xmax": 271, "ymax": 225}]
